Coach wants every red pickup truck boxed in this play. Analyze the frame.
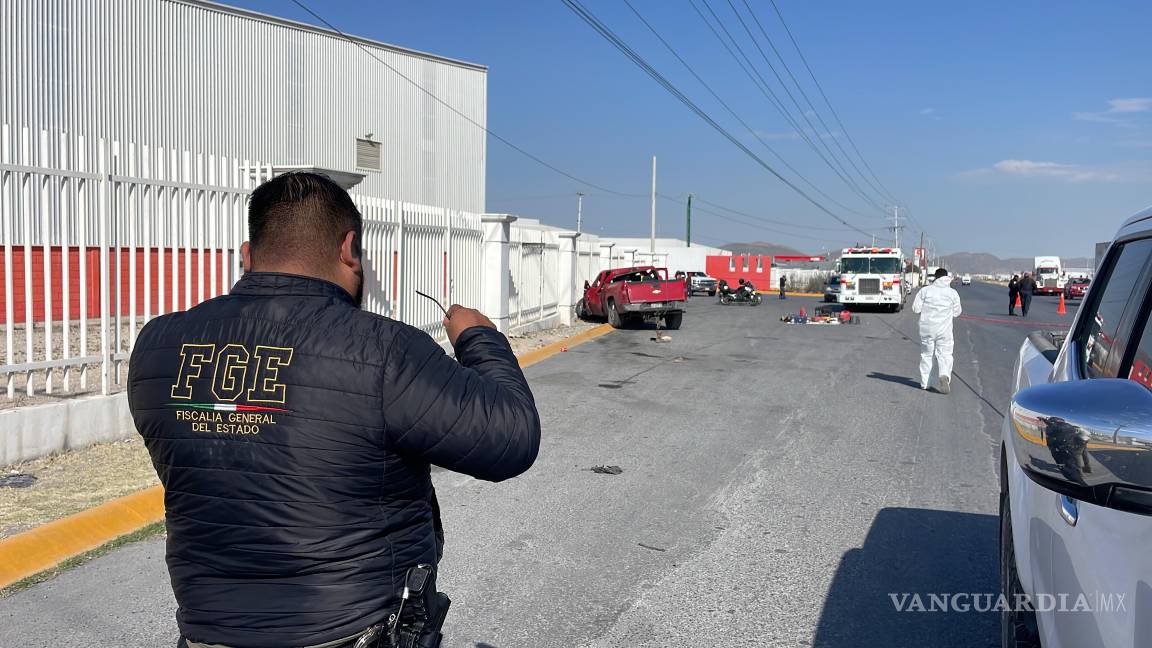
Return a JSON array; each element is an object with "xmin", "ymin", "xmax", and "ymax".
[{"xmin": 578, "ymin": 266, "xmax": 687, "ymax": 329}]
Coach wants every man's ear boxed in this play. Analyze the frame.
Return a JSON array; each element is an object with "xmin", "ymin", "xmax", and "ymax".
[
  {"xmin": 339, "ymin": 230, "xmax": 361, "ymax": 270},
  {"xmin": 241, "ymin": 241, "xmax": 253, "ymax": 273}
]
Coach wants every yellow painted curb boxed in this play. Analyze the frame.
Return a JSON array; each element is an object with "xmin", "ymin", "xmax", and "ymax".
[
  {"xmin": 0, "ymin": 485, "xmax": 165, "ymax": 588},
  {"xmin": 753, "ymin": 291, "xmax": 823, "ymax": 297},
  {"xmin": 0, "ymin": 324, "xmax": 616, "ymax": 588},
  {"xmin": 518, "ymin": 323, "xmax": 614, "ymax": 369}
]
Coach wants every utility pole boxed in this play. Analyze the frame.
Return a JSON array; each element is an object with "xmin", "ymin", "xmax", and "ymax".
[
  {"xmin": 686, "ymin": 193, "xmax": 692, "ymax": 247},
  {"xmin": 891, "ymin": 206, "xmax": 902, "ymax": 253},
  {"xmin": 576, "ymin": 192, "xmax": 584, "ymax": 235},
  {"xmin": 650, "ymin": 155, "xmax": 657, "ymax": 256}
]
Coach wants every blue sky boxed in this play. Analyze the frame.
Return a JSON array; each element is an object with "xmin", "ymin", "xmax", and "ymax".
[{"xmin": 233, "ymin": 0, "xmax": 1151, "ymax": 258}]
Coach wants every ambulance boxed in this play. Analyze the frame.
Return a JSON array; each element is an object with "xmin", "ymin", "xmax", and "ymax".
[{"xmin": 834, "ymin": 247, "xmax": 906, "ymax": 311}]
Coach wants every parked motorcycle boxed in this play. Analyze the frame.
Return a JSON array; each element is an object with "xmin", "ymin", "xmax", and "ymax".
[{"xmin": 718, "ymin": 282, "xmax": 762, "ymax": 306}]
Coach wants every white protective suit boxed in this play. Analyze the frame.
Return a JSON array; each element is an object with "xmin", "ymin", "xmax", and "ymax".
[{"xmin": 911, "ymin": 275, "xmax": 963, "ymax": 389}]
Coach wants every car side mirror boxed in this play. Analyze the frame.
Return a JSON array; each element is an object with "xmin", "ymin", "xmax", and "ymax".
[{"xmin": 1010, "ymin": 379, "xmax": 1152, "ymax": 516}]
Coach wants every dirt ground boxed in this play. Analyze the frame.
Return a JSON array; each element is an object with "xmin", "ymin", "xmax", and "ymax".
[
  {"xmin": 505, "ymin": 320, "xmax": 599, "ymax": 357},
  {"xmin": 0, "ymin": 321, "xmax": 598, "ymax": 537},
  {"xmin": 0, "ymin": 437, "xmax": 159, "ymax": 539}
]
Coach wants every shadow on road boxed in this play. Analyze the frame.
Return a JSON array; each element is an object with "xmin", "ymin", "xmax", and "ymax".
[
  {"xmin": 813, "ymin": 507, "xmax": 998, "ymax": 648},
  {"xmin": 866, "ymin": 371, "xmax": 922, "ymax": 389}
]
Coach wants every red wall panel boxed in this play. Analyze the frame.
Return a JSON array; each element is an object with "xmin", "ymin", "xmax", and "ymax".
[{"xmin": 0, "ymin": 247, "xmax": 232, "ymax": 324}]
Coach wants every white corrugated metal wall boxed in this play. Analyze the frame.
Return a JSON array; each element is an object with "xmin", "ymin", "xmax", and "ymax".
[{"xmin": 0, "ymin": 0, "xmax": 487, "ymax": 213}]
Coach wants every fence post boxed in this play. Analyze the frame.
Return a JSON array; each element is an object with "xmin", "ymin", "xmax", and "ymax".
[
  {"xmin": 557, "ymin": 232, "xmax": 580, "ymax": 326},
  {"xmin": 98, "ymin": 138, "xmax": 111, "ymax": 395},
  {"xmin": 480, "ymin": 214, "xmax": 516, "ymax": 333}
]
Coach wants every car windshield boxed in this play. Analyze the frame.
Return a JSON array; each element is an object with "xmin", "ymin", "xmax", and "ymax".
[{"xmin": 840, "ymin": 257, "xmax": 900, "ymax": 274}]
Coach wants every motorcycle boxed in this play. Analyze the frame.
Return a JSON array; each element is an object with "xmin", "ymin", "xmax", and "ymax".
[{"xmin": 718, "ymin": 284, "xmax": 762, "ymax": 306}]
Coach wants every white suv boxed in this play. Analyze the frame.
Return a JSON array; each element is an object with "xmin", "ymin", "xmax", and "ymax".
[{"xmin": 1002, "ymin": 204, "xmax": 1152, "ymax": 647}]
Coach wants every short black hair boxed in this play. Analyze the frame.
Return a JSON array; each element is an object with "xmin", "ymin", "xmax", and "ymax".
[
  {"xmin": 934, "ymin": 267, "xmax": 948, "ymax": 279},
  {"xmin": 247, "ymin": 172, "xmax": 362, "ymax": 268}
]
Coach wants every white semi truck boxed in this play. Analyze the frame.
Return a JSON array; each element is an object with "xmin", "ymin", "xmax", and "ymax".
[
  {"xmin": 835, "ymin": 247, "xmax": 905, "ymax": 311},
  {"xmin": 1033, "ymin": 256, "xmax": 1065, "ymax": 295}
]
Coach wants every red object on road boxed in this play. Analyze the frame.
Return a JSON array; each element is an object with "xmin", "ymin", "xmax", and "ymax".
[
  {"xmin": 580, "ymin": 266, "xmax": 687, "ymax": 330},
  {"xmin": 1058, "ymin": 293, "xmax": 1067, "ymax": 316}
]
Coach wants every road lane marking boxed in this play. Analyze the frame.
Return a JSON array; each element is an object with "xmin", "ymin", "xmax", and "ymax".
[{"xmin": 959, "ymin": 314, "xmax": 1067, "ymax": 328}]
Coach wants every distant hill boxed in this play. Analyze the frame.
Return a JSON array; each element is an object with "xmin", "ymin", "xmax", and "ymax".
[
  {"xmin": 720, "ymin": 241, "xmax": 809, "ymax": 257},
  {"xmin": 938, "ymin": 253, "xmax": 1093, "ymax": 275}
]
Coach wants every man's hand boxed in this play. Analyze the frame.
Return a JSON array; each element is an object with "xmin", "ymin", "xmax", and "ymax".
[{"xmin": 444, "ymin": 305, "xmax": 496, "ymax": 346}]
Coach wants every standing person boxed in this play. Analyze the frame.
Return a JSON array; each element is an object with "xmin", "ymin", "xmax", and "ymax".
[
  {"xmin": 127, "ymin": 173, "xmax": 541, "ymax": 648},
  {"xmin": 779, "ymin": 274, "xmax": 788, "ymax": 300},
  {"xmin": 1018, "ymin": 272, "xmax": 1037, "ymax": 318},
  {"xmin": 1008, "ymin": 274, "xmax": 1020, "ymax": 316},
  {"xmin": 912, "ymin": 267, "xmax": 963, "ymax": 393}
]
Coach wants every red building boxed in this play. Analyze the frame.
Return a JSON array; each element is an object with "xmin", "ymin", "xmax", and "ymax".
[
  {"xmin": 705, "ymin": 254, "xmax": 826, "ymax": 292},
  {"xmin": 706, "ymin": 255, "xmax": 773, "ymax": 290}
]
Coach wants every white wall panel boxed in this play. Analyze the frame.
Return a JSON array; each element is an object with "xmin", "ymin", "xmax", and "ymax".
[{"xmin": 0, "ymin": 0, "xmax": 487, "ymax": 213}]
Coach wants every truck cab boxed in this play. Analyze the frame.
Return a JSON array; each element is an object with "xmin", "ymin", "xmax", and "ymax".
[
  {"xmin": 1001, "ymin": 205, "xmax": 1152, "ymax": 648},
  {"xmin": 835, "ymin": 247, "xmax": 906, "ymax": 312},
  {"xmin": 579, "ymin": 266, "xmax": 687, "ymax": 329},
  {"xmin": 1034, "ymin": 256, "xmax": 1066, "ymax": 296}
]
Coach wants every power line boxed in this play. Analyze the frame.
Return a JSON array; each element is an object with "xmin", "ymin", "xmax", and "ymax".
[
  {"xmin": 621, "ymin": 0, "xmax": 884, "ymax": 224},
  {"xmin": 714, "ymin": 0, "xmax": 889, "ymax": 215},
  {"xmin": 288, "ymin": 0, "xmax": 646, "ymax": 199},
  {"xmin": 687, "ymin": 195, "xmax": 889, "ymax": 233},
  {"xmin": 765, "ymin": 0, "xmax": 902, "ymax": 206},
  {"xmin": 560, "ymin": 0, "xmax": 875, "ymax": 238},
  {"xmin": 680, "ymin": 201, "xmax": 858, "ymax": 244},
  {"xmin": 737, "ymin": 0, "xmax": 896, "ymax": 207},
  {"xmin": 685, "ymin": 0, "xmax": 886, "ymax": 218}
]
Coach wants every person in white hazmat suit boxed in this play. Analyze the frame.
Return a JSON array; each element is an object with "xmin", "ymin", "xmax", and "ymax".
[{"xmin": 912, "ymin": 267, "xmax": 962, "ymax": 393}]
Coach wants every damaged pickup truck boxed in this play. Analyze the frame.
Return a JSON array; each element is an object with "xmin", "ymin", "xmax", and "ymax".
[{"xmin": 577, "ymin": 266, "xmax": 687, "ymax": 330}]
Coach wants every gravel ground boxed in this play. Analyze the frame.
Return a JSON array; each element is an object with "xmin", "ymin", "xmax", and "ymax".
[{"xmin": 506, "ymin": 320, "xmax": 600, "ymax": 357}]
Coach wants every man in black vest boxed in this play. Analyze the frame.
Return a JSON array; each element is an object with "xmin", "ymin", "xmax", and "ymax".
[
  {"xmin": 1008, "ymin": 274, "xmax": 1020, "ymax": 316},
  {"xmin": 128, "ymin": 172, "xmax": 541, "ymax": 648}
]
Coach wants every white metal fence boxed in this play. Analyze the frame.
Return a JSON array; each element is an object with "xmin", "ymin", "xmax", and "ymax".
[{"xmin": 0, "ymin": 124, "xmax": 486, "ymax": 403}]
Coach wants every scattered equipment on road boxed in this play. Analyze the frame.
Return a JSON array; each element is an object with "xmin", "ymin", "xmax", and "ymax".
[{"xmin": 781, "ymin": 304, "xmax": 859, "ymax": 325}]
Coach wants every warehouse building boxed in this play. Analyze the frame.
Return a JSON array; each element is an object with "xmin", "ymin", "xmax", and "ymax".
[{"xmin": 1, "ymin": 0, "xmax": 487, "ymax": 212}]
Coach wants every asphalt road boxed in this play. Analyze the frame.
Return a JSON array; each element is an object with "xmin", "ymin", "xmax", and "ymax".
[{"xmin": 0, "ymin": 281, "xmax": 1078, "ymax": 648}]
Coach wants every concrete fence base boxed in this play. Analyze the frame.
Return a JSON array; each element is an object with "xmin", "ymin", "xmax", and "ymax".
[{"xmin": 0, "ymin": 393, "xmax": 133, "ymax": 466}]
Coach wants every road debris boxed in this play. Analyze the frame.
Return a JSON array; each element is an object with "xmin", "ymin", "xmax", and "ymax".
[
  {"xmin": 589, "ymin": 465, "xmax": 623, "ymax": 475},
  {"xmin": 637, "ymin": 542, "xmax": 667, "ymax": 552}
]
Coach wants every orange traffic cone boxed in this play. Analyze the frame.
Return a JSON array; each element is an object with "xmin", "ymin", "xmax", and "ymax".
[
  {"xmin": 1015, "ymin": 293, "xmax": 1022, "ymax": 309},
  {"xmin": 1058, "ymin": 293, "xmax": 1067, "ymax": 316}
]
